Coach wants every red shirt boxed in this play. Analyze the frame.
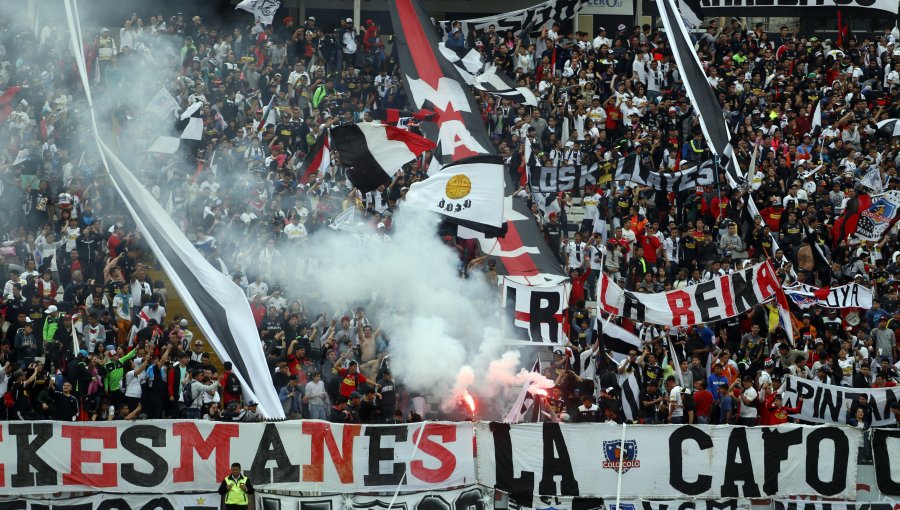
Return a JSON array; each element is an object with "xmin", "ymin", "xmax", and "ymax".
[
  {"xmin": 221, "ymin": 371, "xmax": 240, "ymax": 405},
  {"xmin": 637, "ymin": 233, "xmax": 661, "ymax": 265},
  {"xmin": 337, "ymin": 368, "xmax": 369, "ymax": 398},
  {"xmin": 693, "ymin": 389, "xmax": 714, "ymax": 419}
]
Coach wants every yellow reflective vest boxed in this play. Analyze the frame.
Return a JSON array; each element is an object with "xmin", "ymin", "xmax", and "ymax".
[{"xmin": 224, "ymin": 476, "xmax": 249, "ymax": 506}]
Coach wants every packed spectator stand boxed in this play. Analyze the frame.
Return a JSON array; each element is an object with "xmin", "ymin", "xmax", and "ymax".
[{"xmin": 0, "ymin": 2, "xmax": 899, "ymax": 433}]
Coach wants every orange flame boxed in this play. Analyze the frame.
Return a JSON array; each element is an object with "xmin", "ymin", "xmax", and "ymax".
[{"xmin": 463, "ymin": 392, "xmax": 476, "ymax": 413}]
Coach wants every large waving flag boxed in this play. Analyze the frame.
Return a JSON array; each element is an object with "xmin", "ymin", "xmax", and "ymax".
[
  {"xmin": 656, "ymin": 0, "xmax": 745, "ymax": 188},
  {"xmin": 331, "ymin": 121, "xmax": 436, "ymax": 193},
  {"xmin": 389, "ymin": 0, "xmax": 563, "ymax": 281},
  {"xmin": 298, "ymin": 130, "xmax": 331, "ymax": 184},
  {"xmin": 405, "ymin": 155, "xmax": 506, "ymax": 236},
  {"xmin": 62, "ymin": 0, "xmax": 283, "ymax": 419}
]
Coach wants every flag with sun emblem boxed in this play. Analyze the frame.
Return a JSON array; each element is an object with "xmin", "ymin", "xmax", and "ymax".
[{"xmin": 405, "ymin": 155, "xmax": 506, "ymax": 236}]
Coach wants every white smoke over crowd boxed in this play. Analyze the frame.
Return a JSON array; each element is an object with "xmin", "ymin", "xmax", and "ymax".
[{"xmin": 16, "ymin": 0, "xmax": 557, "ymax": 418}]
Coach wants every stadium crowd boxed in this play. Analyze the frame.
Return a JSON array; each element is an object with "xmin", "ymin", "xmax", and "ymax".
[{"xmin": 0, "ymin": 5, "xmax": 898, "ymax": 428}]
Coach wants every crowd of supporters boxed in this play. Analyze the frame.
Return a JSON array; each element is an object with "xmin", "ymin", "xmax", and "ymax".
[{"xmin": 0, "ymin": 5, "xmax": 898, "ymax": 427}]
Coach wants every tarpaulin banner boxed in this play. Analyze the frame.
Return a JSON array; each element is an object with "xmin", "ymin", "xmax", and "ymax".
[
  {"xmin": 783, "ymin": 283, "xmax": 873, "ymax": 309},
  {"xmin": 781, "ymin": 376, "xmax": 900, "ymax": 427},
  {"xmin": 774, "ymin": 501, "xmax": 900, "ymax": 510},
  {"xmin": 528, "ymin": 158, "xmax": 714, "ymax": 194},
  {"xmin": 440, "ymin": 0, "xmax": 585, "ymax": 36},
  {"xmin": 597, "ymin": 261, "xmax": 781, "ymax": 326},
  {"xmin": 698, "ymin": 0, "xmax": 898, "ymax": 16},
  {"xmin": 0, "ymin": 493, "xmax": 221, "ymax": 510},
  {"xmin": 872, "ymin": 430, "xmax": 900, "ymax": 496},
  {"xmin": 506, "ymin": 495, "xmax": 742, "ymax": 510},
  {"xmin": 0, "ymin": 420, "xmax": 474, "ymax": 495},
  {"xmin": 502, "ymin": 278, "xmax": 568, "ymax": 344},
  {"xmin": 258, "ymin": 485, "xmax": 491, "ymax": 510},
  {"xmin": 476, "ymin": 423, "xmax": 861, "ymax": 499}
]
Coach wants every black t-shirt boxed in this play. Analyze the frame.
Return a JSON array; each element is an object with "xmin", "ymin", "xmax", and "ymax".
[{"xmin": 545, "ymin": 222, "xmax": 562, "ymax": 248}]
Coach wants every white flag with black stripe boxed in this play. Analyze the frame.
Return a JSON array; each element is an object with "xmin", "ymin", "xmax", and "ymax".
[
  {"xmin": 441, "ymin": 0, "xmax": 585, "ymax": 37},
  {"xmin": 474, "ymin": 65, "xmax": 538, "ymax": 106},
  {"xmin": 593, "ymin": 316, "xmax": 642, "ymax": 363}
]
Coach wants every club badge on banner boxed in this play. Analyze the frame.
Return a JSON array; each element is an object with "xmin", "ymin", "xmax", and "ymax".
[
  {"xmin": 502, "ymin": 278, "xmax": 568, "ymax": 344},
  {"xmin": 855, "ymin": 190, "xmax": 900, "ymax": 242},
  {"xmin": 597, "ymin": 261, "xmax": 781, "ymax": 325},
  {"xmin": 0, "ymin": 421, "xmax": 474, "ymax": 495},
  {"xmin": 781, "ymin": 376, "xmax": 900, "ymax": 427},
  {"xmin": 475, "ymin": 423, "xmax": 861, "ymax": 500}
]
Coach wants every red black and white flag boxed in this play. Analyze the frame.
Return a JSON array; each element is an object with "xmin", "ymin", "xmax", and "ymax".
[
  {"xmin": 832, "ymin": 193, "xmax": 872, "ymax": 249},
  {"xmin": 298, "ymin": 130, "xmax": 330, "ymax": 184},
  {"xmin": 0, "ymin": 86, "xmax": 23, "ymax": 122},
  {"xmin": 389, "ymin": 0, "xmax": 563, "ymax": 280},
  {"xmin": 501, "ymin": 278, "xmax": 567, "ymax": 344},
  {"xmin": 331, "ymin": 121, "xmax": 436, "ymax": 193}
]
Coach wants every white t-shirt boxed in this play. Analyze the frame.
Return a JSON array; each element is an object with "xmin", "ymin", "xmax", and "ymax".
[
  {"xmin": 739, "ymin": 387, "xmax": 758, "ymax": 418},
  {"xmin": 582, "ymin": 193, "xmax": 601, "ymax": 222},
  {"xmin": 283, "ymin": 222, "xmax": 308, "ymax": 241},
  {"xmin": 669, "ymin": 387, "xmax": 684, "ymax": 418},
  {"xmin": 565, "ymin": 241, "xmax": 586, "ymax": 269},
  {"xmin": 124, "ymin": 369, "xmax": 146, "ymax": 398}
]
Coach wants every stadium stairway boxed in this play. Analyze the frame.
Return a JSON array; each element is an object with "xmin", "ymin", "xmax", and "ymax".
[{"xmin": 145, "ymin": 266, "xmax": 224, "ymax": 372}]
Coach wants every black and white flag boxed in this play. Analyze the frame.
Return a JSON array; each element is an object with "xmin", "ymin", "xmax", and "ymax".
[
  {"xmin": 657, "ymin": 0, "xmax": 745, "ymax": 188},
  {"xmin": 331, "ymin": 122, "xmax": 436, "ymax": 193},
  {"xmin": 614, "ymin": 158, "xmax": 716, "ymax": 192},
  {"xmin": 474, "ymin": 65, "xmax": 538, "ymax": 106},
  {"xmin": 236, "ymin": 0, "xmax": 281, "ymax": 25},
  {"xmin": 594, "ymin": 316, "xmax": 642, "ymax": 362},
  {"xmin": 441, "ymin": 0, "xmax": 585, "ymax": 36}
]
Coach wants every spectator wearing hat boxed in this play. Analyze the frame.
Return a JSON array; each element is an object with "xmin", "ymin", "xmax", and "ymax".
[{"xmin": 279, "ymin": 373, "xmax": 304, "ymax": 419}]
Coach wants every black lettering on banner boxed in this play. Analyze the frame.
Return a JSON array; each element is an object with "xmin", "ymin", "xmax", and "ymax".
[
  {"xmin": 120, "ymin": 424, "xmax": 168, "ymax": 488},
  {"xmin": 364, "ymin": 425, "xmax": 408, "ymax": 486},
  {"xmin": 729, "ymin": 269, "xmax": 759, "ymax": 313},
  {"xmin": 705, "ymin": 501, "xmax": 738, "ymax": 510},
  {"xmin": 642, "ymin": 502, "xmax": 663, "ymax": 510},
  {"xmin": 880, "ymin": 389, "xmax": 898, "ymax": 421},
  {"xmin": 720, "ymin": 428, "xmax": 761, "ymax": 497},
  {"xmin": 872, "ymin": 430, "xmax": 900, "ymax": 495},
  {"xmin": 695, "ymin": 280, "xmax": 721, "ymax": 323},
  {"xmin": 668, "ymin": 426, "xmax": 713, "ymax": 494},
  {"xmin": 530, "ymin": 290, "xmax": 561, "ymax": 343},
  {"xmin": 795, "ymin": 380, "xmax": 816, "ymax": 403},
  {"xmin": 0, "ymin": 502, "xmax": 25, "ymax": 510},
  {"xmin": 622, "ymin": 292, "xmax": 646, "ymax": 322},
  {"xmin": 416, "ymin": 495, "xmax": 451, "ymax": 510},
  {"xmin": 96, "ymin": 500, "xmax": 134, "ymax": 510},
  {"xmin": 249, "ymin": 423, "xmax": 300, "ymax": 484},
  {"xmin": 805, "ymin": 428, "xmax": 849, "ymax": 495},
  {"xmin": 33, "ymin": 504, "xmax": 92, "ymax": 510},
  {"xmin": 538, "ymin": 423, "xmax": 579, "ymax": 496},
  {"xmin": 761, "ymin": 427, "xmax": 803, "ymax": 494},
  {"xmin": 261, "ymin": 496, "xmax": 282, "ymax": 510},
  {"xmin": 677, "ymin": 503, "xmax": 697, "ymax": 510},
  {"xmin": 139, "ymin": 497, "xmax": 175, "ymax": 510},
  {"xmin": 300, "ymin": 500, "xmax": 334, "ymax": 510},
  {"xmin": 818, "ymin": 386, "xmax": 844, "ymax": 422},
  {"xmin": 772, "ymin": 502, "xmax": 788, "ymax": 510},
  {"xmin": 504, "ymin": 286, "xmax": 530, "ymax": 342},
  {"xmin": 572, "ymin": 498, "xmax": 605, "ymax": 510},
  {"xmin": 455, "ymin": 487, "xmax": 486, "ymax": 510},
  {"xmin": 9, "ymin": 423, "xmax": 56, "ymax": 487},
  {"xmin": 490, "ymin": 423, "xmax": 535, "ymax": 497}
]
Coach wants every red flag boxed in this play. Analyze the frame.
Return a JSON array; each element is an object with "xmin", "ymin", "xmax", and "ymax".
[
  {"xmin": 831, "ymin": 193, "xmax": 872, "ymax": 249},
  {"xmin": 837, "ymin": 9, "xmax": 851, "ymax": 48},
  {"xmin": 0, "ymin": 86, "xmax": 22, "ymax": 122}
]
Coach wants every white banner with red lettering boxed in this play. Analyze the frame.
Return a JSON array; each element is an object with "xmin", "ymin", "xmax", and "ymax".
[
  {"xmin": 597, "ymin": 261, "xmax": 781, "ymax": 326},
  {"xmin": 502, "ymin": 278, "xmax": 568, "ymax": 344},
  {"xmin": 0, "ymin": 420, "xmax": 473, "ymax": 495}
]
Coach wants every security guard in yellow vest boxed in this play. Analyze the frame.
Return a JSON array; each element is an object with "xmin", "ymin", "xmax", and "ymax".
[{"xmin": 218, "ymin": 462, "xmax": 255, "ymax": 510}]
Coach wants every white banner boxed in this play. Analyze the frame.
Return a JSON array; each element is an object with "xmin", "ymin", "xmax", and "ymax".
[
  {"xmin": 476, "ymin": 423, "xmax": 861, "ymax": 499},
  {"xmin": 502, "ymin": 279, "xmax": 568, "ymax": 344},
  {"xmin": 442, "ymin": 0, "xmax": 585, "ymax": 35},
  {"xmin": 236, "ymin": 0, "xmax": 281, "ymax": 25},
  {"xmin": 259, "ymin": 485, "xmax": 490, "ymax": 510},
  {"xmin": 856, "ymin": 191, "xmax": 900, "ymax": 242},
  {"xmin": 781, "ymin": 375, "xmax": 900, "ymax": 427},
  {"xmin": 597, "ymin": 261, "xmax": 780, "ymax": 326},
  {"xmin": 0, "ymin": 421, "xmax": 474, "ymax": 495},
  {"xmin": 0, "ymin": 493, "xmax": 221, "ymax": 510},
  {"xmin": 581, "ymin": 0, "xmax": 635, "ymax": 16},
  {"xmin": 783, "ymin": 283, "xmax": 873, "ymax": 309},
  {"xmin": 774, "ymin": 501, "xmax": 900, "ymax": 510},
  {"xmin": 699, "ymin": 0, "xmax": 898, "ymax": 15},
  {"xmin": 508, "ymin": 496, "xmax": 743, "ymax": 510}
]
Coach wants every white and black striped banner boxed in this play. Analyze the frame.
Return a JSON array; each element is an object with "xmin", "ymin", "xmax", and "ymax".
[{"xmin": 441, "ymin": 0, "xmax": 585, "ymax": 36}]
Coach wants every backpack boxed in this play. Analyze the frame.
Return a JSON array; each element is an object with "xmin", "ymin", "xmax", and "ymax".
[
  {"xmin": 225, "ymin": 372, "xmax": 242, "ymax": 395},
  {"xmin": 182, "ymin": 380, "xmax": 196, "ymax": 408}
]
